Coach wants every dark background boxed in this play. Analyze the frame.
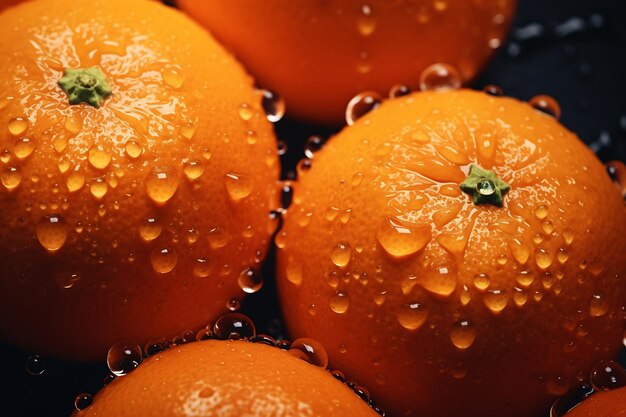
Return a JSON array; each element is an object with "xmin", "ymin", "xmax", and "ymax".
[{"xmin": 1, "ymin": 0, "xmax": 625, "ymax": 415}]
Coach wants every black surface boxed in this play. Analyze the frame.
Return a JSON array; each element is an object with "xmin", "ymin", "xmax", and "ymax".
[{"xmin": 1, "ymin": 0, "xmax": 625, "ymax": 416}]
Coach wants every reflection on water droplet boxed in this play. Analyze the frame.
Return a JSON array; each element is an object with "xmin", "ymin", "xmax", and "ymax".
[
  {"xmin": 397, "ymin": 302, "xmax": 428, "ymax": 330},
  {"xmin": 530, "ymin": 95, "xmax": 561, "ymax": 119},
  {"xmin": 258, "ymin": 89, "xmax": 285, "ymax": 123},
  {"xmin": 289, "ymin": 338, "xmax": 329, "ymax": 368},
  {"xmin": 589, "ymin": 292, "xmax": 609, "ymax": 317},
  {"xmin": 225, "ymin": 172, "xmax": 253, "ymax": 200},
  {"xmin": 473, "ymin": 273, "xmax": 490, "ymax": 290},
  {"xmin": 107, "ymin": 342, "xmax": 143, "ymax": 376},
  {"xmin": 483, "ymin": 84, "xmax": 504, "ymax": 96},
  {"xmin": 162, "ymin": 65, "xmax": 185, "ymax": 89},
  {"xmin": 193, "ymin": 258, "xmax": 212, "ymax": 278},
  {"xmin": 74, "ymin": 393, "xmax": 93, "ymax": 411},
  {"xmin": 389, "ymin": 84, "xmax": 411, "ymax": 98},
  {"xmin": 238, "ymin": 103, "xmax": 254, "ymax": 121},
  {"xmin": 535, "ymin": 248, "xmax": 553, "ymax": 269},
  {"xmin": 183, "ymin": 159, "xmax": 204, "ymax": 180},
  {"xmin": 146, "ymin": 166, "xmax": 179, "ymax": 204},
  {"xmin": 25, "ymin": 354, "xmax": 45, "ymax": 376},
  {"xmin": 36, "ymin": 214, "xmax": 68, "ymax": 253},
  {"xmin": 484, "ymin": 289, "xmax": 508, "ymax": 313},
  {"xmin": 125, "ymin": 141, "xmax": 143, "ymax": 159},
  {"xmin": 66, "ymin": 170, "xmax": 85, "ymax": 192},
  {"xmin": 13, "ymin": 137, "xmax": 35, "ymax": 159},
  {"xmin": 151, "ymin": 247, "xmax": 178, "ymax": 274},
  {"xmin": 331, "ymin": 242, "xmax": 352, "ymax": 267},
  {"xmin": 8, "ymin": 117, "xmax": 28, "ymax": 136},
  {"xmin": 345, "ymin": 91, "xmax": 382, "ymax": 126},
  {"xmin": 139, "ymin": 217, "xmax": 162, "ymax": 242},
  {"xmin": 213, "ymin": 313, "xmax": 256, "ymax": 340},
  {"xmin": 590, "ymin": 359, "xmax": 626, "ymax": 391},
  {"xmin": 376, "ymin": 217, "xmax": 431, "ymax": 259},
  {"xmin": 330, "ymin": 290, "xmax": 350, "ymax": 314},
  {"xmin": 419, "ymin": 63, "xmax": 461, "ymax": 91},
  {"xmin": 1, "ymin": 166, "xmax": 21, "ymax": 190},
  {"xmin": 450, "ymin": 319, "xmax": 476, "ymax": 349},
  {"xmin": 88, "ymin": 146, "xmax": 111, "ymax": 170},
  {"xmin": 90, "ymin": 178, "xmax": 108, "ymax": 199},
  {"xmin": 238, "ymin": 268, "xmax": 263, "ymax": 294}
]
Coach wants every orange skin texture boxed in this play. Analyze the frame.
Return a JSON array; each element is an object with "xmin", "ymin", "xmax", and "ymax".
[
  {"xmin": 75, "ymin": 340, "xmax": 379, "ymax": 417},
  {"xmin": 177, "ymin": 0, "xmax": 516, "ymax": 125},
  {"xmin": 564, "ymin": 387, "xmax": 626, "ymax": 417},
  {"xmin": 0, "ymin": 0, "xmax": 279, "ymax": 361},
  {"xmin": 276, "ymin": 90, "xmax": 626, "ymax": 417}
]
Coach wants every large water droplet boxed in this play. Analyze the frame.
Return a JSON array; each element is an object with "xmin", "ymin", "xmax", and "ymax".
[
  {"xmin": 330, "ymin": 242, "xmax": 352, "ymax": 267},
  {"xmin": 13, "ymin": 137, "xmax": 35, "ymax": 159},
  {"xmin": 345, "ymin": 91, "xmax": 382, "ymax": 126},
  {"xmin": 376, "ymin": 217, "xmax": 431, "ymax": 259},
  {"xmin": 125, "ymin": 141, "xmax": 143, "ymax": 159},
  {"xmin": 258, "ymin": 89, "xmax": 285, "ymax": 123},
  {"xmin": 329, "ymin": 290, "xmax": 350, "ymax": 314},
  {"xmin": 530, "ymin": 95, "xmax": 561, "ymax": 119},
  {"xmin": 150, "ymin": 247, "xmax": 178, "ymax": 274},
  {"xmin": 535, "ymin": 248, "xmax": 553, "ymax": 269},
  {"xmin": 74, "ymin": 393, "xmax": 93, "ymax": 411},
  {"xmin": 589, "ymin": 292, "xmax": 609, "ymax": 317},
  {"xmin": 66, "ymin": 170, "xmax": 85, "ymax": 193},
  {"xmin": 238, "ymin": 103, "xmax": 254, "ymax": 121},
  {"xmin": 88, "ymin": 146, "xmax": 111, "ymax": 170},
  {"xmin": 36, "ymin": 214, "xmax": 68, "ymax": 253},
  {"xmin": 288, "ymin": 338, "xmax": 329, "ymax": 368},
  {"xmin": 139, "ymin": 217, "xmax": 162, "ymax": 242},
  {"xmin": 8, "ymin": 117, "xmax": 28, "ymax": 136},
  {"xmin": 106, "ymin": 342, "xmax": 143, "ymax": 376},
  {"xmin": 1, "ymin": 166, "xmax": 22, "ymax": 191},
  {"xmin": 484, "ymin": 289, "xmax": 508, "ymax": 313},
  {"xmin": 238, "ymin": 268, "xmax": 263, "ymax": 294},
  {"xmin": 213, "ymin": 313, "xmax": 256, "ymax": 340},
  {"xmin": 450, "ymin": 319, "xmax": 477, "ymax": 349},
  {"xmin": 183, "ymin": 159, "xmax": 204, "ymax": 180},
  {"xmin": 419, "ymin": 63, "xmax": 461, "ymax": 91},
  {"xmin": 25, "ymin": 355, "xmax": 45, "ymax": 376},
  {"xmin": 146, "ymin": 166, "xmax": 179, "ymax": 204},
  {"xmin": 590, "ymin": 360, "xmax": 626, "ymax": 391},
  {"xmin": 224, "ymin": 172, "xmax": 253, "ymax": 200},
  {"xmin": 397, "ymin": 302, "xmax": 428, "ymax": 330},
  {"xmin": 161, "ymin": 65, "xmax": 185, "ymax": 89},
  {"xmin": 286, "ymin": 259, "xmax": 303, "ymax": 286}
]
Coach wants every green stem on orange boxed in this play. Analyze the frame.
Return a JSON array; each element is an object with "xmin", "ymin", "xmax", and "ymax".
[
  {"xmin": 460, "ymin": 164, "xmax": 511, "ymax": 207},
  {"xmin": 58, "ymin": 66, "xmax": 112, "ymax": 108}
]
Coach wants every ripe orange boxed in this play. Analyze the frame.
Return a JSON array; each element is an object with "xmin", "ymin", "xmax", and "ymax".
[
  {"xmin": 564, "ymin": 387, "xmax": 626, "ymax": 417},
  {"xmin": 74, "ymin": 339, "xmax": 380, "ymax": 416},
  {"xmin": 0, "ymin": 0, "xmax": 279, "ymax": 361},
  {"xmin": 177, "ymin": 0, "xmax": 516, "ymax": 124},
  {"xmin": 276, "ymin": 89, "xmax": 626, "ymax": 417}
]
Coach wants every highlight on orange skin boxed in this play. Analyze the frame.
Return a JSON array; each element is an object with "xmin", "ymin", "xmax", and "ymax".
[
  {"xmin": 0, "ymin": 0, "xmax": 280, "ymax": 361},
  {"xmin": 177, "ymin": 0, "xmax": 517, "ymax": 124}
]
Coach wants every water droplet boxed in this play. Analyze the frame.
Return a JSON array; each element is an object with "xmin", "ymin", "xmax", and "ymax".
[
  {"xmin": 286, "ymin": 259, "xmax": 303, "ymax": 286},
  {"xmin": 213, "ymin": 313, "xmax": 256, "ymax": 340},
  {"xmin": 389, "ymin": 84, "xmax": 411, "ymax": 98},
  {"xmin": 207, "ymin": 226, "xmax": 229, "ymax": 249},
  {"xmin": 376, "ymin": 217, "xmax": 431, "ymax": 259},
  {"xmin": 64, "ymin": 114, "xmax": 83, "ymax": 134},
  {"xmin": 450, "ymin": 319, "xmax": 476, "ymax": 349},
  {"xmin": 345, "ymin": 91, "xmax": 382, "ymax": 126},
  {"xmin": 224, "ymin": 172, "xmax": 253, "ymax": 200},
  {"xmin": 515, "ymin": 270, "xmax": 534, "ymax": 287},
  {"xmin": 535, "ymin": 248, "xmax": 553, "ymax": 269},
  {"xmin": 25, "ymin": 355, "xmax": 45, "ymax": 375},
  {"xmin": 146, "ymin": 166, "xmax": 179, "ymax": 204},
  {"xmin": 162, "ymin": 65, "xmax": 185, "ymax": 89},
  {"xmin": 589, "ymin": 292, "xmax": 609, "ymax": 317},
  {"xmin": 397, "ymin": 302, "xmax": 428, "ymax": 330},
  {"xmin": 74, "ymin": 393, "xmax": 93, "ymax": 411},
  {"xmin": 36, "ymin": 214, "xmax": 68, "ymax": 253},
  {"xmin": 238, "ymin": 268, "xmax": 263, "ymax": 294},
  {"xmin": 542, "ymin": 221, "xmax": 555, "ymax": 235},
  {"xmin": 193, "ymin": 258, "xmax": 212, "ymax": 278},
  {"xmin": 289, "ymin": 338, "xmax": 329, "ymax": 368},
  {"xmin": 419, "ymin": 63, "xmax": 461, "ymax": 91},
  {"xmin": 88, "ymin": 146, "xmax": 111, "ymax": 170},
  {"xmin": 183, "ymin": 159, "xmax": 204, "ymax": 180},
  {"xmin": 433, "ymin": 0, "xmax": 448, "ymax": 12},
  {"xmin": 125, "ymin": 141, "xmax": 143, "ymax": 159},
  {"xmin": 8, "ymin": 117, "xmax": 28, "ymax": 136},
  {"xmin": 1, "ymin": 166, "xmax": 21, "ymax": 190},
  {"xmin": 13, "ymin": 137, "xmax": 35, "ymax": 159},
  {"xmin": 530, "ymin": 95, "xmax": 561, "ymax": 119},
  {"xmin": 66, "ymin": 170, "xmax": 85, "ymax": 192},
  {"xmin": 563, "ymin": 229, "xmax": 574, "ymax": 245},
  {"xmin": 330, "ymin": 290, "xmax": 350, "ymax": 314},
  {"xmin": 180, "ymin": 122, "xmax": 196, "ymax": 140},
  {"xmin": 106, "ymin": 342, "xmax": 143, "ymax": 376},
  {"xmin": 484, "ymin": 289, "xmax": 508, "ymax": 313},
  {"xmin": 277, "ymin": 140, "xmax": 288, "ymax": 156},
  {"xmin": 356, "ymin": 4, "xmax": 377, "ymax": 36},
  {"xmin": 508, "ymin": 238, "xmax": 530, "ymax": 264},
  {"xmin": 226, "ymin": 298, "xmax": 241, "ymax": 311},
  {"xmin": 150, "ymin": 247, "xmax": 178, "ymax": 274},
  {"xmin": 513, "ymin": 287, "xmax": 529, "ymax": 306},
  {"xmin": 330, "ymin": 242, "xmax": 352, "ymax": 267},
  {"xmin": 139, "ymin": 217, "xmax": 162, "ymax": 242},
  {"xmin": 258, "ymin": 89, "xmax": 285, "ymax": 123},
  {"xmin": 473, "ymin": 273, "xmax": 490, "ymax": 290},
  {"xmin": 89, "ymin": 177, "xmax": 108, "ymax": 199},
  {"xmin": 547, "ymin": 375, "xmax": 570, "ymax": 396},
  {"xmin": 590, "ymin": 360, "xmax": 626, "ymax": 391},
  {"xmin": 483, "ymin": 85, "xmax": 504, "ymax": 96},
  {"xmin": 304, "ymin": 135, "xmax": 324, "ymax": 159},
  {"xmin": 238, "ymin": 103, "xmax": 254, "ymax": 121}
]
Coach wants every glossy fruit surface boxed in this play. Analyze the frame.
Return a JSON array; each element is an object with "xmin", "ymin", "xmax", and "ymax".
[
  {"xmin": 75, "ymin": 339, "xmax": 379, "ymax": 416},
  {"xmin": 177, "ymin": 0, "xmax": 516, "ymax": 124},
  {"xmin": 276, "ymin": 89, "xmax": 626, "ymax": 417},
  {"xmin": 564, "ymin": 386, "xmax": 626, "ymax": 417},
  {"xmin": 0, "ymin": 0, "xmax": 279, "ymax": 361}
]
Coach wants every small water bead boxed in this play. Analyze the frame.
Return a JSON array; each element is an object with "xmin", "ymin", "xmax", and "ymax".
[
  {"xmin": 513, "ymin": 287, "xmax": 529, "ymax": 306},
  {"xmin": 589, "ymin": 292, "xmax": 609, "ymax": 317},
  {"xmin": 329, "ymin": 290, "xmax": 350, "ymax": 314},
  {"xmin": 250, "ymin": 334, "xmax": 277, "ymax": 347},
  {"xmin": 193, "ymin": 258, "xmax": 212, "ymax": 278},
  {"xmin": 483, "ymin": 84, "xmax": 504, "ymax": 96},
  {"xmin": 183, "ymin": 159, "xmax": 204, "ymax": 180},
  {"xmin": 0, "ymin": 149, "xmax": 11, "ymax": 164},
  {"xmin": 484, "ymin": 289, "xmax": 508, "ymax": 313},
  {"xmin": 330, "ymin": 242, "xmax": 352, "ymax": 268},
  {"xmin": 125, "ymin": 141, "xmax": 143, "ymax": 159},
  {"xmin": 286, "ymin": 259, "xmax": 303, "ymax": 285},
  {"xmin": 547, "ymin": 375, "xmax": 571, "ymax": 396},
  {"xmin": 146, "ymin": 166, "xmax": 179, "ymax": 204},
  {"xmin": 207, "ymin": 226, "xmax": 229, "ymax": 249},
  {"xmin": 238, "ymin": 268, "xmax": 263, "ymax": 294},
  {"xmin": 590, "ymin": 360, "xmax": 626, "ymax": 391},
  {"xmin": 74, "ymin": 393, "xmax": 93, "ymax": 411},
  {"xmin": 213, "ymin": 313, "xmax": 256, "ymax": 340},
  {"xmin": 473, "ymin": 273, "xmax": 490, "ymax": 290},
  {"xmin": 8, "ymin": 117, "xmax": 28, "ymax": 136},
  {"xmin": 150, "ymin": 247, "xmax": 178, "ymax": 274},
  {"xmin": 376, "ymin": 217, "xmax": 431, "ymax": 259},
  {"xmin": 277, "ymin": 140, "xmax": 288, "ymax": 156},
  {"xmin": 107, "ymin": 343, "xmax": 142, "ymax": 377},
  {"xmin": 534, "ymin": 205, "xmax": 549, "ymax": 220},
  {"xmin": 224, "ymin": 172, "xmax": 253, "ymax": 200},
  {"xmin": 389, "ymin": 84, "xmax": 411, "ymax": 98},
  {"xmin": 530, "ymin": 95, "xmax": 561, "ymax": 119},
  {"xmin": 279, "ymin": 181, "xmax": 293, "ymax": 210},
  {"xmin": 139, "ymin": 217, "xmax": 162, "ymax": 242},
  {"xmin": 25, "ymin": 355, "xmax": 45, "ymax": 376},
  {"xmin": 226, "ymin": 298, "xmax": 241, "ymax": 311},
  {"xmin": 535, "ymin": 248, "xmax": 553, "ymax": 269},
  {"xmin": 1, "ymin": 166, "xmax": 21, "ymax": 190},
  {"xmin": 89, "ymin": 178, "xmax": 108, "ymax": 199},
  {"xmin": 450, "ymin": 320, "xmax": 477, "ymax": 349},
  {"xmin": 258, "ymin": 89, "xmax": 285, "ymax": 123},
  {"xmin": 161, "ymin": 64, "xmax": 185, "ymax": 89},
  {"xmin": 419, "ymin": 63, "xmax": 461, "ymax": 91},
  {"xmin": 180, "ymin": 122, "xmax": 196, "ymax": 140},
  {"xmin": 238, "ymin": 103, "xmax": 254, "ymax": 121},
  {"xmin": 288, "ymin": 338, "xmax": 329, "ymax": 368},
  {"xmin": 143, "ymin": 341, "xmax": 164, "ymax": 357},
  {"xmin": 88, "ymin": 146, "xmax": 112, "ymax": 170},
  {"xmin": 397, "ymin": 302, "xmax": 428, "ymax": 330},
  {"xmin": 557, "ymin": 248, "xmax": 569, "ymax": 264},
  {"xmin": 345, "ymin": 91, "xmax": 382, "ymax": 126},
  {"xmin": 542, "ymin": 221, "xmax": 555, "ymax": 235},
  {"xmin": 36, "ymin": 214, "xmax": 68, "ymax": 253},
  {"xmin": 13, "ymin": 137, "xmax": 35, "ymax": 159},
  {"xmin": 64, "ymin": 114, "xmax": 83, "ymax": 134},
  {"xmin": 304, "ymin": 135, "xmax": 324, "ymax": 159},
  {"xmin": 516, "ymin": 270, "xmax": 534, "ymax": 287}
]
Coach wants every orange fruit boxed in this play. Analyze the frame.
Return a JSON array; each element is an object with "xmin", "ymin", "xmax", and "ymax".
[
  {"xmin": 0, "ymin": 0, "xmax": 23, "ymax": 12},
  {"xmin": 177, "ymin": 0, "xmax": 516, "ymax": 124},
  {"xmin": 0, "ymin": 0, "xmax": 279, "ymax": 361},
  {"xmin": 75, "ymin": 339, "xmax": 380, "ymax": 416},
  {"xmin": 564, "ymin": 387, "xmax": 626, "ymax": 417},
  {"xmin": 276, "ymin": 89, "xmax": 626, "ymax": 417}
]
